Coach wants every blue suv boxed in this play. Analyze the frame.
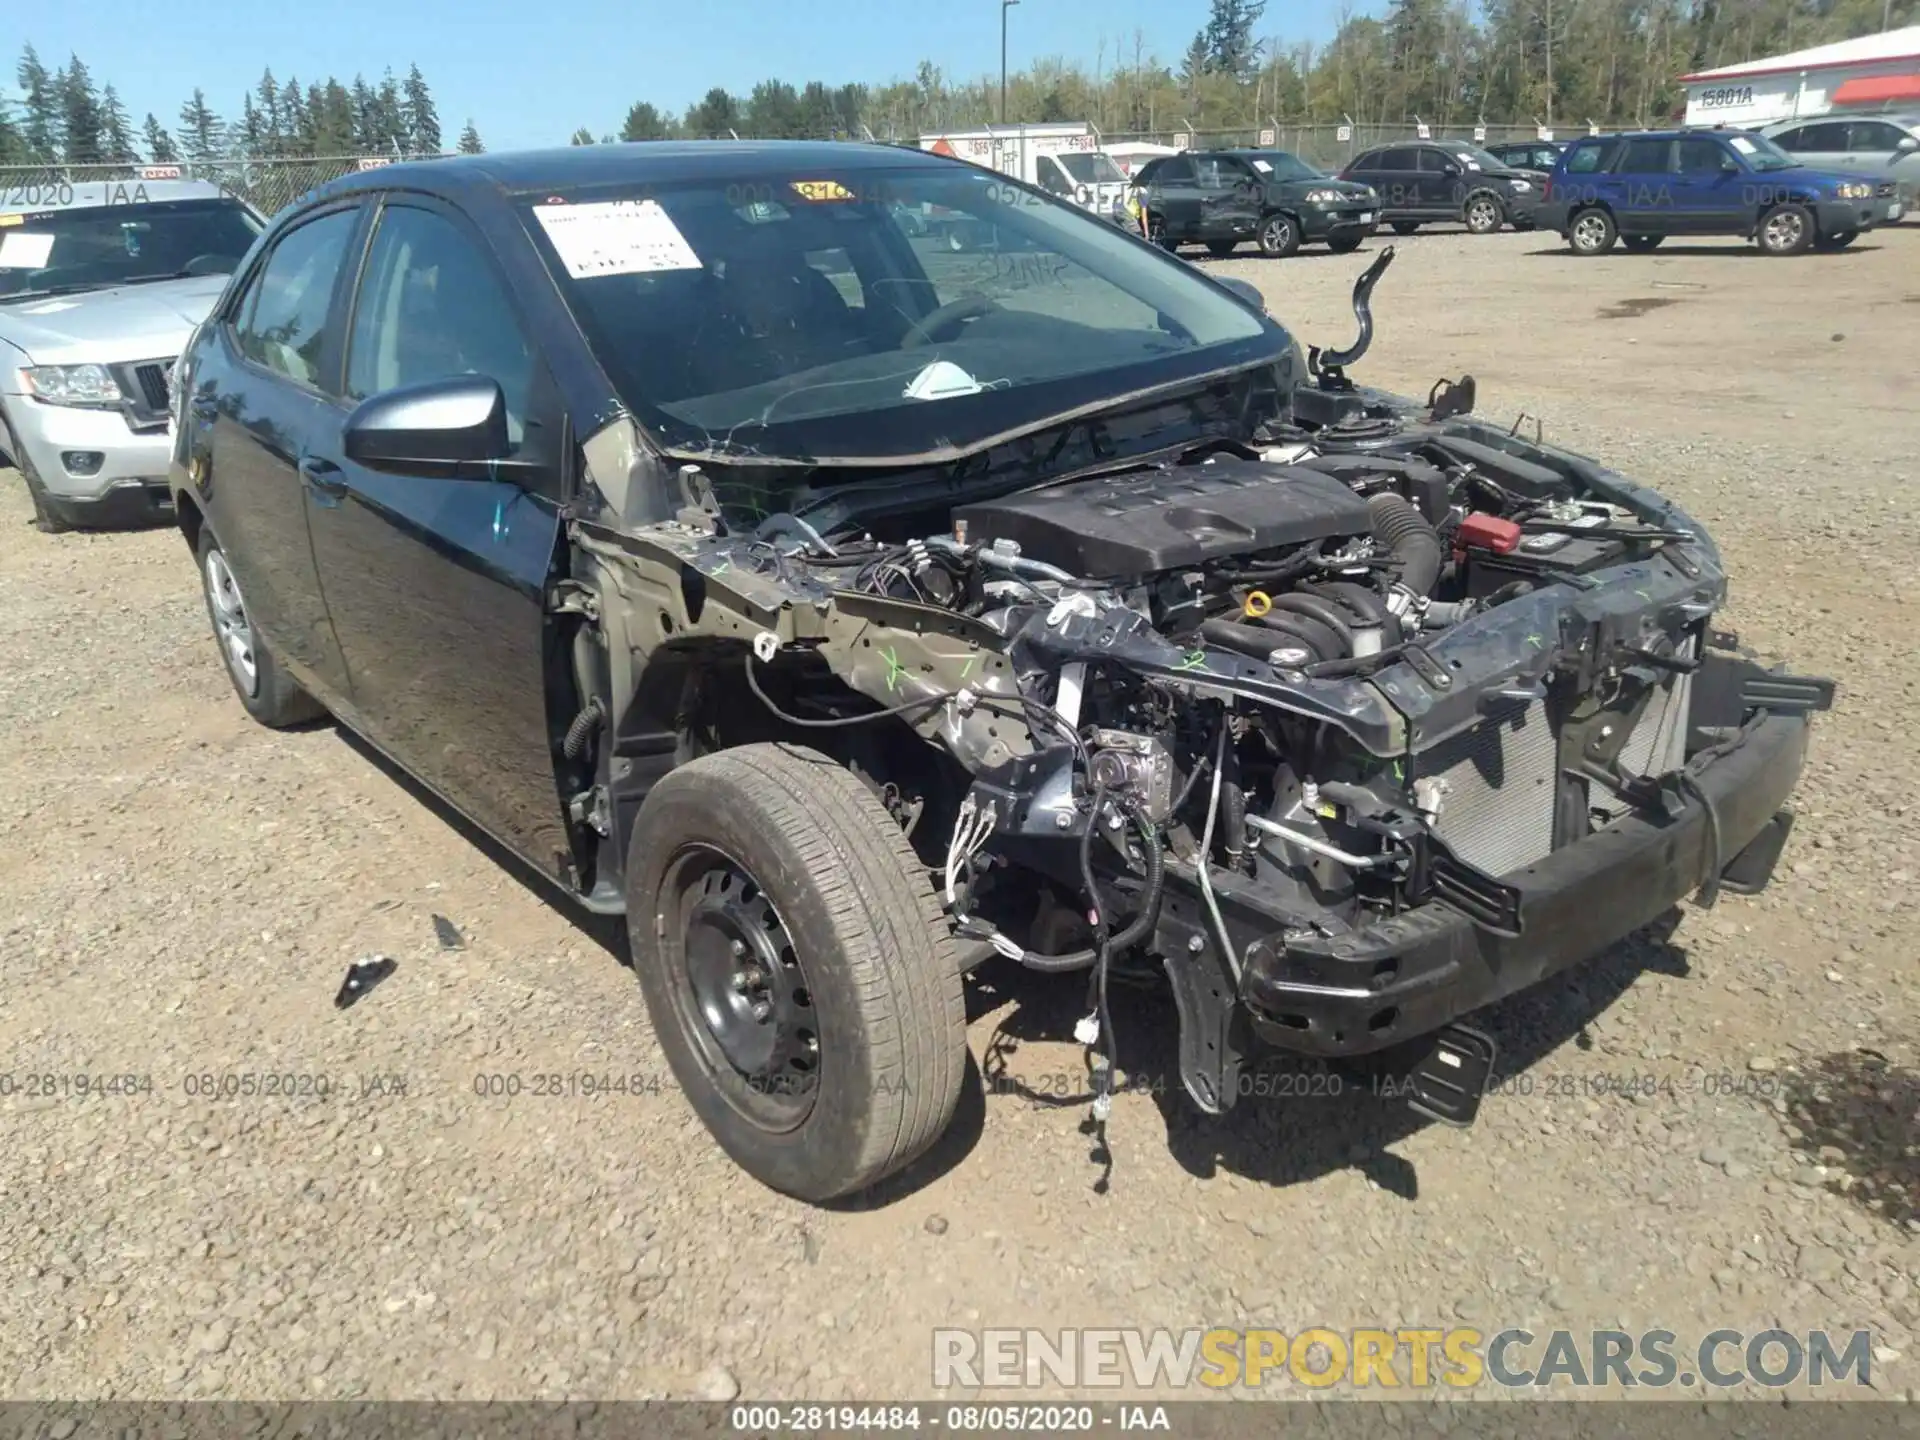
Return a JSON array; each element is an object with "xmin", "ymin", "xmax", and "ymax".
[{"xmin": 1538, "ymin": 128, "xmax": 1882, "ymax": 255}]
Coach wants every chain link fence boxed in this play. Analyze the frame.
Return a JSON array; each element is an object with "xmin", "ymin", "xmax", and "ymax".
[{"xmin": 0, "ymin": 155, "xmax": 449, "ymax": 218}]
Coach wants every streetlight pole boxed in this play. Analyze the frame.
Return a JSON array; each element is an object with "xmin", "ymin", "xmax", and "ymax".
[{"xmin": 1001, "ymin": 0, "xmax": 1020, "ymax": 124}]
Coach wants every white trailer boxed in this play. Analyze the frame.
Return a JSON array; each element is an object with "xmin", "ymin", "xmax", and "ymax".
[{"xmin": 919, "ymin": 123, "xmax": 1131, "ymax": 222}]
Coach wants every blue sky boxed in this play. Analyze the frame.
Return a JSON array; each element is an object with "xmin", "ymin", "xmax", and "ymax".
[{"xmin": 13, "ymin": 0, "xmax": 1364, "ymax": 153}]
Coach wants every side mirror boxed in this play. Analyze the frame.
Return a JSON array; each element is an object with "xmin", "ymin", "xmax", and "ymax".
[
  {"xmin": 1441, "ymin": 163, "xmax": 1461, "ymax": 178},
  {"xmin": 1897, "ymin": 135, "xmax": 1919, "ymax": 153},
  {"xmin": 343, "ymin": 374, "xmax": 510, "ymax": 475},
  {"xmin": 1213, "ymin": 275, "xmax": 1266, "ymax": 314},
  {"xmin": 1721, "ymin": 157, "xmax": 1741, "ymax": 173}
]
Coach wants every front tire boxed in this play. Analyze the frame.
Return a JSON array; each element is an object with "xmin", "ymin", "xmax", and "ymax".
[
  {"xmin": 2, "ymin": 413, "xmax": 72, "ymax": 534},
  {"xmin": 1463, "ymin": 192, "xmax": 1505, "ymax": 234},
  {"xmin": 1568, "ymin": 206, "xmax": 1618, "ymax": 255},
  {"xmin": 626, "ymin": 743, "xmax": 967, "ymax": 1203},
  {"xmin": 1256, "ymin": 212, "xmax": 1300, "ymax": 258},
  {"xmin": 1759, "ymin": 203, "xmax": 1815, "ymax": 255},
  {"xmin": 196, "ymin": 527, "xmax": 325, "ymax": 727}
]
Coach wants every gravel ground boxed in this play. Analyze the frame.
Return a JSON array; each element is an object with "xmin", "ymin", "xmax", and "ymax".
[{"xmin": 2, "ymin": 224, "xmax": 1917, "ymax": 1406}]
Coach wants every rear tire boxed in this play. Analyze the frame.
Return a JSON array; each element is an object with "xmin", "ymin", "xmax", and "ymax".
[
  {"xmin": 196, "ymin": 526, "xmax": 325, "ymax": 727},
  {"xmin": 1391, "ymin": 220, "xmax": 1421, "ymax": 235},
  {"xmin": 625, "ymin": 743, "xmax": 967, "ymax": 1203},
  {"xmin": 1205, "ymin": 239, "xmax": 1238, "ymax": 257},
  {"xmin": 1622, "ymin": 234, "xmax": 1663, "ymax": 251},
  {"xmin": 1, "ymin": 413, "xmax": 72, "ymax": 534},
  {"xmin": 1758, "ymin": 203, "xmax": 1815, "ymax": 255},
  {"xmin": 1568, "ymin": 206, "xmax": 1617, "ymax": 255},
  {"xmin": 1146, "ymin": 213, "xmax": 1174, "ymax": 251},
  {"xmin": 1256, "ymin": 212, "xmax": 1300, "ymax": 258}
]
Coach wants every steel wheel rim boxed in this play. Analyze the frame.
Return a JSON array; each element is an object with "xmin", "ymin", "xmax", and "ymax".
[
  {"xmin": 665, "ymin": 845, "xmax": 819, "ymax": 1132},
  {"xmin": 1573, "ymin": 214, "xmax": 1608, "ymax": 251},
  {"xmin": 1468, "ymin": 199, "xmax": 1498, "ymax": 232},
  {"xmin": 1765, "ymin": 210, "xmax": 1804, "ymax": 249},
  {"xmin": 204, "ymin": 550, "xmax": 259, "ymax": 696},
  {"xmin": 1262, "ymin": 216, "xmax": 1291, "ymax": 251}
]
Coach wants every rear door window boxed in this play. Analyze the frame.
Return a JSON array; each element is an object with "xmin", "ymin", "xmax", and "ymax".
[
  {"xmin": 1797, "ymin": 122, "xmax": 1852, "ymax": 150},
  {"xmin": 1377, "ymin": 148, "xmax": 1419, "ymax": 171},
  {"xmin": 1619, "ymin": 139, "xmax": 1674, "ymax": 174}
]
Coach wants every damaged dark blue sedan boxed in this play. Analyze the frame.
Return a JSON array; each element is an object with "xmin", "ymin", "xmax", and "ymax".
[{"xmin": 167, "ymin": 141, "xmax": 1833, "ymax": 1201}]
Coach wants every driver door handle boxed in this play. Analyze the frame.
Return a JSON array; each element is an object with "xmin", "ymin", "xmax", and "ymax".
[{"xmin": 299, "ymin": 455, "xmax": 347, "ymax": 504}]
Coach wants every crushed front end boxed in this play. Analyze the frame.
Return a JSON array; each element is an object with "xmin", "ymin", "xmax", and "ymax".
[{"xmin": 567, "ymin": 258, "xmax": 1834, "ymax": 1131}]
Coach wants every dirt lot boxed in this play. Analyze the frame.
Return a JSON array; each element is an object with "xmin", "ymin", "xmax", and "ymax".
[{"xmin": 3, "ymin": 225, "xmax": 1918, "ymax": 1406}]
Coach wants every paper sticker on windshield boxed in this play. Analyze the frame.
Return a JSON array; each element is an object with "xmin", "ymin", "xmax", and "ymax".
[
  {"xmin": 790, "ymin": 180, "xmax": 856, "ymax": 202},
  {"xmin": 0, "ymin": 232, "xmax": 54, "ymax": 269},
  {"xmin": 0, "ymin": 213, "xmax": 21, "ymax": 227},
  {"xmin": 1251, "ymin": 159, "xmax": 1273, "ymax": 173},
  {"xmin": 533, "ymin": 199, "xmax": 702, "ymax": 279}
]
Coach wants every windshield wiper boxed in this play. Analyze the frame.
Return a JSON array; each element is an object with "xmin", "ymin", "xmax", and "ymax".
[
  {"xmin": 122, "ymin": 270, "xmax": 218, "ymax": 284},
  {"xmin": 0, "ymin": 283, "xmax": 114, "ymax": 303}
]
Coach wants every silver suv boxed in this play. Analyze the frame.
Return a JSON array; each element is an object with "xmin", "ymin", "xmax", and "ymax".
[
  {"xmin": 1, "ymin": 179, "xmax": 263, "ymax": 531},
  {"xmin": 1761, "ymin": 113, "xmax": 1918, "ymax": 221}
]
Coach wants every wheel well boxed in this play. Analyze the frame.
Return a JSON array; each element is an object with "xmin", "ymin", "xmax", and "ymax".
[
  {"xmin": 607, "ymin": 642, "xmax": 967, "ymax": 883},
  {"xmin": 174, "ymin": 488, "xmax": 205, "ymax": 557}
]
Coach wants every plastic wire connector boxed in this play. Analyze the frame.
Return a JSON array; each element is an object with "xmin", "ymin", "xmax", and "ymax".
[{"xmin": 1074, "ymin": 1013, "xmax": 1101, "ymax": 1047}]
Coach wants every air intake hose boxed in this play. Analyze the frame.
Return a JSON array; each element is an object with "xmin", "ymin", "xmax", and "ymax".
[{"xmin": 1368, "ymin": 492, "xmax": 1443, "ymax": 598}]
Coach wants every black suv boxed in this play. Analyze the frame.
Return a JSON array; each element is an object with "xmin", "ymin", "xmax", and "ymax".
[
  {"xmin": 1338, "ymin": 142, "xmax": 1543, "ymax": 233},
  {"xmin": 1130, "ymin": 149, "xmax": 1378, "ymax": 257}
]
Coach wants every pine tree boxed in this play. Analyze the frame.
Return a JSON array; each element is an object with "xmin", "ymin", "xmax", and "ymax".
[
  {"xmin": 0, "ymin": 91, "xmax": 25, "ymax": 164},
  {"xmin": 281, "ymin": 77, "xmax": 310, "ymax": 155},
  {"xmin": 620, "ymin": 102, "xmax": 674, "ymax": 141},
  {"xmin": 373, "ymin": 69, "xmax": 406, "ymax": 153},
  {"xmin": 255, "ymin": 68, "xmax": 282, "ymax": 156},
  {"xmin": 570, "ymin": 127, "xmax": 596, "ymax": 145},
  {"xmin": 315, "ymin": 80, "xmax": 356, "ymax": 154},
  {"xmin": 1200, "ymin": 0, "xmax": 1267, "ymax": 79},
  {"xmin": 58, "ymin": 56, "xmax": 105, "ymax": 163},
  {"xmin": 456, "ymin": 119, "xmax": 483, "ymax": 154},
  {"xmin": 142, "ymin": 114, "xmax": 179, "ymax": 164},
  {"xmin": 178, "ymin": 87, "xmax": 224, "ymax": 162},
  {"xmin": 17, "ymin": 45, "xmax": 58, "ymax": 160},
  {"xmin": 684, "ymin": 87, "xmax": 739, "ymax": 138},
  {"xmin": 401, "ymin": 64, "xmax": 440, "ymax": 155},
  {"xmin": 349, "ymin": 76, "xmax": 376, "ymax": 151},
  {"xmin": 239, "ymin": 95, "xmax": 266, "ymax": 158},
  {"xmin": 99, "ymin": 83, "xmax": 137, "ymax": 163}
]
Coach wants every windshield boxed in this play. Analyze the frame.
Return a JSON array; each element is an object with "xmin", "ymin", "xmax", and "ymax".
[
  {"xmin": 523, "ymin": 163, "xmax": 1279, "ymax": 461},
  {"xmin": 1055, "ymin": 151, "xmax": 1126, "ymax": 185},
  {"xmin": 1244, "ymin": 151, "xmax": 1327, "ymax": 182},
  {"xmin": 1725, "ymin": 132, "xmax": 1797, "ymax": 171},
  {"xmin": 0, "ymin": 198, "xmax": 261, "ymax": 300},
  {"xmin": 1450, "ymin": 145, "xmax": 1510, "ymax": 172}
]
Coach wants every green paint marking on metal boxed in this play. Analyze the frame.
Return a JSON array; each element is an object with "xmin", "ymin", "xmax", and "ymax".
[
  {"xmin": 882, "ymin": 646, "xmax": 908, "ymax": 692},
  {"xmin": 710, "ymin": 560, "xmax": 730, "ymax": 577},
  {"xmin": 959, "ymin": 653, "xmax": 978, "ymax": 677},
  {"xmin": 1177, "ymin": 650, "xmax": 1209, "ymax": 672},
  {"xmin": 1635, "ymin": 588, "xmax": 1652, "ymax": 601},
  {"xmin": 1526, "ymin": 634, "xmax": 1544, "ymax": 649},
  {"xmin": 1392, "ymin": 760, "xmax": 1405, "ymax": 782}
]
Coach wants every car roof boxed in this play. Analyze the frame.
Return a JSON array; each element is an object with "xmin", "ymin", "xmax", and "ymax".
[
  {"xmin": 299, "ymin": 141, "xmax": 957, "ymax": 210},
  {"xmin": 0, "ymin": 178, "xmax": 232, "ymax": 216}
]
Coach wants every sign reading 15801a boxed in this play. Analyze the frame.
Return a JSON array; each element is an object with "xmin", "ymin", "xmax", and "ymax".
[{"xmin": 1697, "ymin": 85, "xmax": 1756, "ymax": 108}]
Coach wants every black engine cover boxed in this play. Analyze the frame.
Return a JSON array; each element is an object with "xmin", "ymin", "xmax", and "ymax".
[{"xmin": 955, "ymin": 459, "xmax": 1372, "ymax": 578}]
